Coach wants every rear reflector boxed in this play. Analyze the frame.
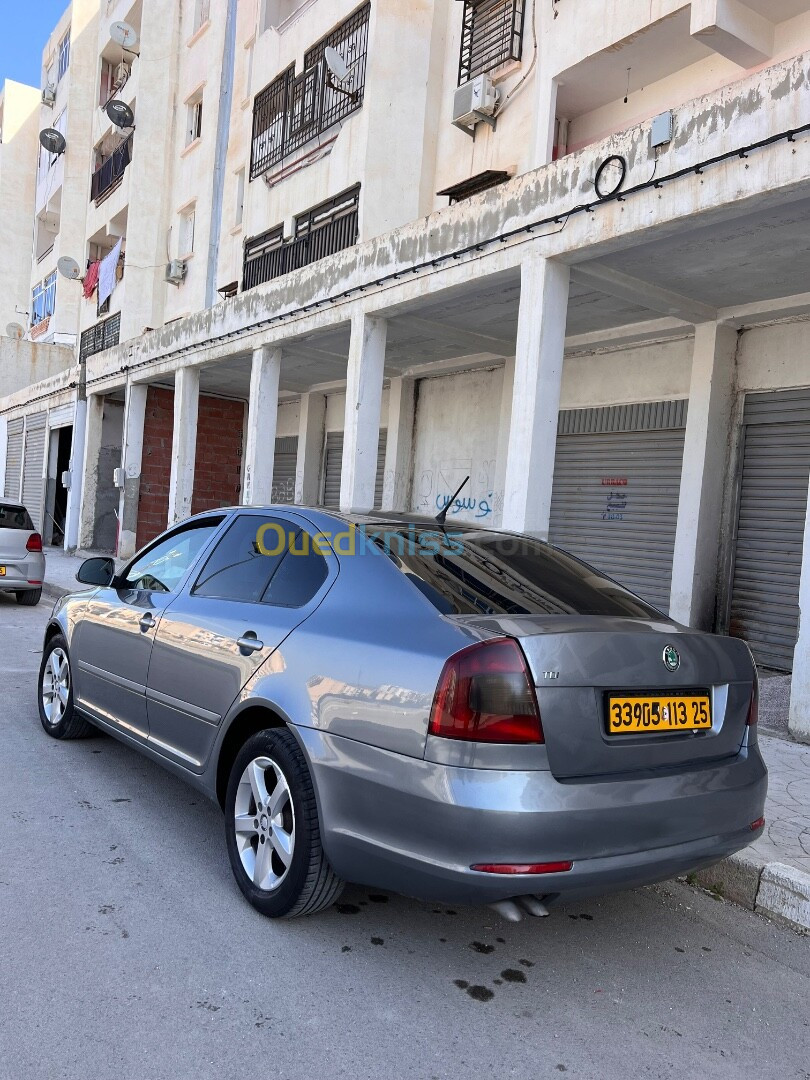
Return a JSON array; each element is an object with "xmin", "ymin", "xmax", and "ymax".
[
  {"xmin": 472, "ymin": 862, "xmax": 573, "ymax": 875},
  {"xmin": 26, "ymin": 532, "xmax": 43, "ymax": 553},
  {"xmin": 750, "ymin": 817, "xmax": 765, "ymax": 832},
  {"xmin": 746, "ymin": 676, "xmax": 759, "ymax": 726},
  {"xmin": 429, "ymin": 638, "xmax": 544, "ymax": 745}
]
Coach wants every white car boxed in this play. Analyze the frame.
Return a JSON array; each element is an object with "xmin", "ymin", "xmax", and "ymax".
[{"xmin": 0, "ymin": 499, "xmax": 45, "ymax": 605}]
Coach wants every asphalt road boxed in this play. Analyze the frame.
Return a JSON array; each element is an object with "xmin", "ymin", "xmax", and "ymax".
[{"xmin": 1, "ymin": 594, "xmax": 809, "ymax": 1080}]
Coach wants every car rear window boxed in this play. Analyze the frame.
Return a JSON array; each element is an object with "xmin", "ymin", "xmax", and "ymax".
[
  {"xmin": 363, "ymin": 527, "xmax": 661, "ymax": 618},
  {"xmin": 0, "ymin": 505, "xmax": 34, "ymax": 531}
]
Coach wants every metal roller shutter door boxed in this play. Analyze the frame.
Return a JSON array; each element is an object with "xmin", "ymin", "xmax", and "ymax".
[
  {"xmin": 22, "ymin": 414, "xmax": 47, "ymax": 531},
  {"xmin": 729, "ymin": 389, "xmax": 810, "ymax": 671},
  {"xmin": 5, "ymin": 418, "xmax": 24, "ymax": 500},
  {"xmin": 271, "ymin": 436, "xmax": 298, "ymax": 504},
  {"xmin": 322, "ymin": 430, "xmax": 387, "ymax": 509},
  {"xmin": 548, "ymin": 401, "xmax": 688, "ymax": 613}
]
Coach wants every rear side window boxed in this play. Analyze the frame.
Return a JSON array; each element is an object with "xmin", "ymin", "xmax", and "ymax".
[
  {"xmin": 193, "ymin": 515, "xmax": 293, "ymax": 602},
  {"xmin": 364, "ymin": 528, "xmax": 660, "ymax": 618},
  {"xmin": 192, "ymin": 515, "xmax": 329, "ymax": 608},
  {"xmin": 0, "ymin": 505, "xmax": 34, "ymax": 531}
]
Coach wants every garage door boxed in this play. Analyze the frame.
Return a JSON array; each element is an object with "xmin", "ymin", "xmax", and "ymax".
[
  {"xmin": 22, "ymin": 413, "xmax": 47, "ymax": 531},
  {"xmin": 729, "ymin": 389, "xmax": 810, "ymax": 671},
  {"xmin": 271, "ymin": 436, "xmax": 298, "ymax": 504},
  {"xmin": 322, "ymin": 430, "xmax": 387, "ymax": 510},
  {"xmin": 5, "ymin": 418, "xmax": 23, "ymax": 500},
  {"xmin": 549, "ymin": 401, "xmax": 688, "ymax": 612}
]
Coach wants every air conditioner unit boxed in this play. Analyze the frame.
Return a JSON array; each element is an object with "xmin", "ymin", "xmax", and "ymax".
[
  {"xmin": 41, "ymin": 84, "xmax": 56, "ymax": 107},
  {"xmin": 452, "ymin": 74, "xmax": 500, "ymax": 134},
  {"xmin": 165, "ymin": 259, "xmax": 186, "ymax": 285},
  {"xmin": 114, "ymin": 61, "xmax": 131, "ymax": 86}
]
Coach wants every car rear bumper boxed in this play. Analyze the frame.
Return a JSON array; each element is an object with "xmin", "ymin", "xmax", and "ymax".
[
  {"xmin": 297, "ymin": 727, "xmax": 768, "ymax": 905},
  {"xmin": 0, "ymin": 555, "xmax": 45, "ymax": 590}
]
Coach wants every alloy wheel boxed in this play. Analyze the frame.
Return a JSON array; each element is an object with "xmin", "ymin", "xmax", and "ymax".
[
  {"xmin": 233, "ymin": 756, "xmax": 296, "ymax": 892},
  {"xmin": 41, "ymin": 647, "xmax": 70, "ymax": 727}
]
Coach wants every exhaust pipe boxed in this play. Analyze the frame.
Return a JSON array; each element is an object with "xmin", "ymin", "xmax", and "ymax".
[{"xmin": 489, "ymin": 895, "xmax": 551, "ymax": 922}]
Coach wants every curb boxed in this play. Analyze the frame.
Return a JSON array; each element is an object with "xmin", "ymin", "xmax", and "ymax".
[
  {"xmin": 41, "ymin": 581, "xmax": 70, "ymax": 604},
  {"xmin": 694, "ymin": 853, "xmax": 810, "ymax": 933}
]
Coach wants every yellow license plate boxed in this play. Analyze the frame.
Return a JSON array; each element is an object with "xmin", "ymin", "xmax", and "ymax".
[
  {"xmin": 607, "ymin": 694, "xmax": 711, "ymax": 734},
  {"xmin": 0, "ymin": 567, "xmax": 5, "ymax": 576}
]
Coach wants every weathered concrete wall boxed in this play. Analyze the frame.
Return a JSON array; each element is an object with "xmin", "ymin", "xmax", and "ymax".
[
  {"xmin": 0, "ymin": 80, "xmax": 40, "ymax": 338},
  {"xmin": 409, "ymin": 367, "xmax": 505, "ymax": 525},
  {"xmin": 0, "ymin": 338, "xmax": 73, "ymax": 400}
]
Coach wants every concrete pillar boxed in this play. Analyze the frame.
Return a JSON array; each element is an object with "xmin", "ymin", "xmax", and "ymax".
[
  {"xmin": 789, "ymin": 476, "xmax": 810, "ymax": 743},
  {"xmin": 669, "ymin": 323, "xmax": 738, "ymax": 628},
  {"xmin": 502, "ymin": 256, "xmax": 570, "ymax": 537},
  {"xmin": 117, "ymin": 382, "xmax": 148, "ymax": 561},
  {"xmin": 532, "ymin": 76, "xmax": 559, "ymax": 169},
  {"xmin": 340, "ymin": 313, "xmax": 387, "ymax": 514},
  {"xmin": 295, "ymin": 392, "xmax": 326, "ymax": 505},
  {"xmin": 494, "ymin": 357, "xmax": 515, "ymax": 527},
  {"xmin": 77, "ymin": 393, "xmax": 105, "ymax": 550},
  {"xmin": 243, "ymin": 346, "xmax": 281, "ymax": 506},
  {"xmin": 381, "ymin": 376, "xmax": 415, "ymax": 511},
  {"xmin": 167, "ymin": 367, "xmax": 199, "ymax": 526},
  {"xmin": 63, "ymin": 394, "xmax": 86, "ymax": 551}
]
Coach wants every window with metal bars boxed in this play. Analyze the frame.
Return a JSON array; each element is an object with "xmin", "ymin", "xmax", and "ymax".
[
  {"xmin": 457, "ymin": 0, "xmax": 525, "ymax": 85},
  {"xmin": 250, "ymin": 2, "xmax": 370, "ymax": 180},
  {"xmin": 242, "ymin": 186, "xmax": 360, "ymax": 291},
  {"xmin": 79, "ymin": 312, "xmax": 121, "ymax": 361}
]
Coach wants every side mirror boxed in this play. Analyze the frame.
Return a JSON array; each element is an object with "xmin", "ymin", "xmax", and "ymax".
[{"xmin": 76, "ymin": 556, "xmax": 117, "ymax": 587}]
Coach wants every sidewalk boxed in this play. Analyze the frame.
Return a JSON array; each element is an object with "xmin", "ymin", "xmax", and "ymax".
[{"xmin": 41, "ymin": 547, "xmax": 810, "ymax": 931}]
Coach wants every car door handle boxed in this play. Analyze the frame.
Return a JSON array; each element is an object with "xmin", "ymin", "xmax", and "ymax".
[
  {"xmin": 237, "ymin": 633, "xmax": 265, "ymax": 656},
  {"xmin": 139, "ymin": 612, "xmax": 156, "ymax": 633}
]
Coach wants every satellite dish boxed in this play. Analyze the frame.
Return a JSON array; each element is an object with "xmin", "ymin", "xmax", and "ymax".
[
  {"xmin": 105, "ymin": 99, "xmax": 135, "ymax": 129},
  {"xmin": 324, "ymin": 46, "xmax": 350, "ymax": 83},
  {"xmin": 5, "ymin": 323, "xmax": 24, "ymax": 340},
  {"xmin": 39, "ymin": 128, "xmax": 67, "ymax": 156},
  {"xmin": 110, "ymin": 20, "xmax": 139, "ymax": 50},
  {"xmin": 57, "ymin": 256, "xmax": 82, "ymax": 280}
]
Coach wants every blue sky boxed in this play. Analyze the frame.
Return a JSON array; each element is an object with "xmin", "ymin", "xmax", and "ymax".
[{"xmin": 0, "ymin": 1, "xmax": 69, "ymax": 88}]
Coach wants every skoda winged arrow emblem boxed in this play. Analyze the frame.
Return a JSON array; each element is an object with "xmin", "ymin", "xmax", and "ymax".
[{"xmin": 663, "ymin": 644, "xmax": 681, "ymax": 672}]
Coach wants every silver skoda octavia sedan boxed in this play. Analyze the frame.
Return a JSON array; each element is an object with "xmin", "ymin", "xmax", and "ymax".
[{"xmin": 39, "ymin": 507, "xmax": 766, "ymax": 920}]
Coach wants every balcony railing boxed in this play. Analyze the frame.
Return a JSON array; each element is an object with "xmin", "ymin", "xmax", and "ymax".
[
  {"xmin": 250, "ymin": 2, "xmax": 369, "ymax": 179},
  {"xmin": 243, "ymin": 187, "xmax": 359, "ymax": 291},
  {"xmin": 90, "ymin": 134, "xmax": 132, "ymax": 204},
  {"xmin": 79, "ymin": 311, "xmax": 121, "ymax": 361}
]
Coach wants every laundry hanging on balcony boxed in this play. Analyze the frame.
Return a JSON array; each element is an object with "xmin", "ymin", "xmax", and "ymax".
[
  {"xmin": 98, "ymin": 238, "xmax": 122, "ymax": 306},
  {"xmin": 83, "ymin": 260, "xmax": 100, "ymax": 299}
]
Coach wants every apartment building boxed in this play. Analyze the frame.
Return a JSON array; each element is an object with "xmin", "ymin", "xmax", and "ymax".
[{"xmin": 1, "ymin": 0, "xmax": 810, "ymax": 739}]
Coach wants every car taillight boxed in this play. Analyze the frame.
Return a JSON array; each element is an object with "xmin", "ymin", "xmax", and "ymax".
[
  {"xmin": 428, "ymin": 638, "xmax": 544, "ymax": 744},
  {"xmin": 746, "ymin": 668, "xmax": 759, "ymax": 726},
  {"xmin": 26, "ymin": 533, "xmax": 43, "ymax": 553}
]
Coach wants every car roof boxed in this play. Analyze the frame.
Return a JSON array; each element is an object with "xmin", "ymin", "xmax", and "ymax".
[{"xmin": 193, "ymin": 505, "xmax": 504, "ymax": 533}]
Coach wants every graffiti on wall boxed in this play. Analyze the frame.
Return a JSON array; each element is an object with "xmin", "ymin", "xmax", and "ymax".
[{"xmin": 414, "ymin": 458, "xmax": 499, "ymax": 520}]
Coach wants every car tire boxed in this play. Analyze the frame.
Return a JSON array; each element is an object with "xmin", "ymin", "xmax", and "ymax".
[
  {"xmin": 38, "ymin": 634, "xmax": 95, "ymax": 739},
  {"xmin": 16, "ymin": 588, "xmax": 42, "ymax": 606},
  {"xmin": 224, "ymin": 727, "xmax": 344, "ymax": 918}
]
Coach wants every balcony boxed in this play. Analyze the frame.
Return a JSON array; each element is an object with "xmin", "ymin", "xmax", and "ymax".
[
  {"xmin": 90, "ymin": 134, "xmax": 133, "ymax": 206},
  {"xmin": 242, "ymin": 186, "xmax": 359, "ymax": 291},
  {"xmin": 79, "ymin": 311, "xmax": 121, "ymax": 361},
  {"xmin": 250, "ymin": 2, "xmax": 369, "ymax": 179}
]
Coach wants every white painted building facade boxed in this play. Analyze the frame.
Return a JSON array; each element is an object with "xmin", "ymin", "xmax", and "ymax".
[{"xmin": 1, "ymin": 1, "xmax": 810, "ymax": 741}]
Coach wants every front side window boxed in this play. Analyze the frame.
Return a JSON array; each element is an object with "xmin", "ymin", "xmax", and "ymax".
[
  {"xmin": 122, "ymin": 520, "xmax": 222, "ymax": 593},
  {"xmin": 362, "ymin": 527, "xmax": 660, "ymax": 619},
  {"xmin": 458, "ymin": 0, "xmax": 525, "ymax": 85}
]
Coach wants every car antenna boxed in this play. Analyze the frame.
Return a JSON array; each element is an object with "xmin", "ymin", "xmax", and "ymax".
[{"xmin": 435, "ymin": 476, "xmax": 470, "ymax": 525}]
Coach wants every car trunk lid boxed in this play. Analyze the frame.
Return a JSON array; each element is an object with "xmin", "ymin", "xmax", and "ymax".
[{"xmin": 450, "ymin": 615, "xmax": 755, "ymax": 779}]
